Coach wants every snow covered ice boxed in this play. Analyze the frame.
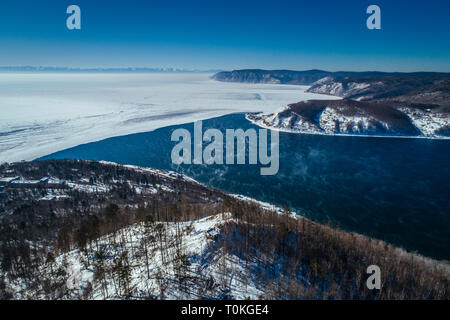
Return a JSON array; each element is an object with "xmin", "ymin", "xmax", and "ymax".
[{"xmin": 0, "ymin": 73, "xmax": 336, "ymax": 163}]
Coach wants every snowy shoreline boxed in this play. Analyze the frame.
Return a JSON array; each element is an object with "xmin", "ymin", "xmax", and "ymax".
[{"xmin": 246, "ymin": 113, "xmax": 450, "ymax": 140}]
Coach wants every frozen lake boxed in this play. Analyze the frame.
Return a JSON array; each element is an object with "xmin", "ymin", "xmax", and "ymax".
[{"xmin": 0, "ymin": 73, "xmax": 338, "ymax": 163}]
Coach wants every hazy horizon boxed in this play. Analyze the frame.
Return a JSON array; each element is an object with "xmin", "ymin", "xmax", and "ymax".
[{"xmin": 1, "ymin": 66, "xmax": 450, "ymax": 74}]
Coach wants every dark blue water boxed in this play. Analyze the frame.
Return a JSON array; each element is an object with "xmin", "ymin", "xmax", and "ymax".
[{"xmin": 39, "ymin": 114, "xmax": 450, "ymax": 260}]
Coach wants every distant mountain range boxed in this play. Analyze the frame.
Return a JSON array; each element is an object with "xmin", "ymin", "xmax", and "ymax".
[
  {"xmin": 213, "ymin": 69, "xmax": 450, "ymax": 85},
  {"xmin": 213, "ymin": 69, "xmax": 332, "ymax": 85},
  {"xmin": 0, "ymin": 66, "xmax": 223, "ymax": 73},
  {"xmin": 214, "ymin": 69, "xmax": 450, "ymax": 138}
]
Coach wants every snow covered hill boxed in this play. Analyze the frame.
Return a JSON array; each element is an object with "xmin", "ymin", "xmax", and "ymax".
[
  {"xmin": 214, "ymin": 69, "xmax": 450, "ymax": 138},
  {"xmin": 247, "ymin": 100, "xmax": 449, "ymax": 138},
  {"xmin": 1, "ymin": 160, "xmax": 449, "ymax": 300}
]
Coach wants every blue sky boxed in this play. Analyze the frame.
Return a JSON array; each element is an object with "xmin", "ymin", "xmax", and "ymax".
[{"xmin": 0, "ymin": 0, "xmax": 449, "ymax": 71}]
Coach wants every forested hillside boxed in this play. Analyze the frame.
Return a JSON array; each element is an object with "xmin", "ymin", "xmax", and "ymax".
[{"xmin": 0, "ymin": 160, "xmax": 448, "ymax": 299}]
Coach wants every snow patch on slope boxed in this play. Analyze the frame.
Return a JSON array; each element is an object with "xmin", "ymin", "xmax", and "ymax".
[
  {"xmin": 308, "ymin": 81, "xmax": 371, "ymax": 98},
  {"xmin": 398, "ymin": 107, "xmax": 450, "ymax": 137},
  {"xmin": 318, "ymin": 106, "xmax": 389, "ymax": 134},
  {"xmin": 7, "ymin": 213, "xmax": 266, "ymax": 300}
]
